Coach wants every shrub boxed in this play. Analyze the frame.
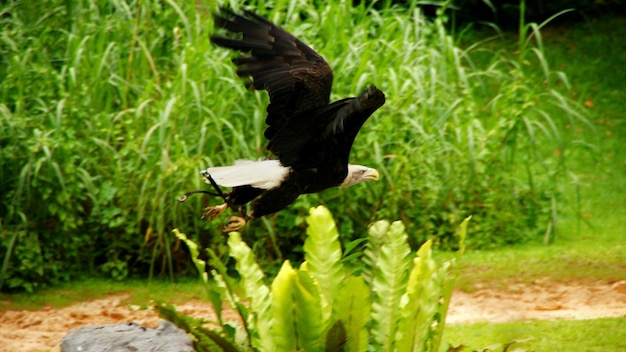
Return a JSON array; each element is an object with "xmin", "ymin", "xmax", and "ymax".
[{"xmin": 158, "ymin": 206, "xmax": 469, "ymax": 352}]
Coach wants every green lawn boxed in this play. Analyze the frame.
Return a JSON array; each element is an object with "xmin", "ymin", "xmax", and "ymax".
[
  {"xmin": 443, "ymin": 318, "xmax": 626, "ymax": 352},
  {"xmin": 0, "ymin": 277, "xmax": 204, "ymax": 311}
]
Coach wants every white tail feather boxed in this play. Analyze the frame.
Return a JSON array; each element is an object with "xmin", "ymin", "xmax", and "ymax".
[{"xmin": 204, "ymin": 159, "xmax": 290, "ymax": 190}]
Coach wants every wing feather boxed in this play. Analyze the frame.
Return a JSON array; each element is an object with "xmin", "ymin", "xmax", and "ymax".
[{"xmin": 210, "ymin": 8, "xmax": 334, "ymax": 144}]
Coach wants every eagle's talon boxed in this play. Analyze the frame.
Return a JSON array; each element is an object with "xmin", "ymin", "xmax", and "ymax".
[
  {"xmin": 201, "ymin": 203, "xmax": 228, "ymax": 220},
  {"xmin": 223, "ymin": 216, "xmax": 247, "ymax": 232}
]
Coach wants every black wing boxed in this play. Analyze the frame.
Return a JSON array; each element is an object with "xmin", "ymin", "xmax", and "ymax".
[
  {"xmin": 210, "ymin": 9, "xmax": 333, "ymax": 146},
  {"xmin": 270, "ymin": 86, "xmax": 386, "ymax": 169}
]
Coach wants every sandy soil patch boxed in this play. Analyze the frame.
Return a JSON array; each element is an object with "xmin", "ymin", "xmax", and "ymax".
[
  {"xmin": 1, "ymin": 280, "xmax": 625, "ymax": 352},
  {"xmin": 447, "ymin": 279, "xmax": 626, "ymax": 324}
]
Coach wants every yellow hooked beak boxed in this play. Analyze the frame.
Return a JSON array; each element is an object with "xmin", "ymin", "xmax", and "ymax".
[{"xmin": 365, "ymin": 168, "xmax": 380, "ymax": 181}]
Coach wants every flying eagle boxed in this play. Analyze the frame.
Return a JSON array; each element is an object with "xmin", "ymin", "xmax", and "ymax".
[{"xmin": 180, "ymin": 8, "xmax": 385, "ymax": 231}]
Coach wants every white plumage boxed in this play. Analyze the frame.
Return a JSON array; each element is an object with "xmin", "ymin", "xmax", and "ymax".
[{"xmin": 204, "ymin": 159, "xmax": 290, "ymax": 190}]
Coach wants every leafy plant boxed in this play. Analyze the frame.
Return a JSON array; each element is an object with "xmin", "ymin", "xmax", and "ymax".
[{"xmin": 158, "ymin": 206, "xmax": 469, "ymax": 351}]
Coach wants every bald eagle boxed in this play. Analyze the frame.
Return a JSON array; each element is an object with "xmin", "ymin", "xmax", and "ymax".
[{"xmin": 180, "ymin": 8, "xmax": 385, "ymax": 231}]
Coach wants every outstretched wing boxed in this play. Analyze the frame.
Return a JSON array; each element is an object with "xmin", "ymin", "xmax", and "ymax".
[{"xmin": 211, "ymin": 9, "xmax": 334, "ymax": 145}]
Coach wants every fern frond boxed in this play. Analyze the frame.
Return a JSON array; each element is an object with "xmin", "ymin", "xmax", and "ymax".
[
  {"xmin": 303, "ymin": 206, "xmax": 345, "ymax": 320},
  {"xmin": 227, "ymin": 232, "xmax": 273, "ymax": 351},
  {"xmin": 204, "ymin": 245, "xmax": 243, "ymax": 332},
  {"xmin": 172, "ymin": 229, "xmax": 208, "ymax": 285},
  {"xmin": 325, "ymin": 320, "xmax": 347, "ymax": 352},
  {"xmin": 155, "ymin": 302, "xmax": 242, "ymax": 352},
  {"xmin": 293, "ymin": 270, "xmax": 324, "ymax": 351},
  {"xmin": 271, "ymin": 261, "xmax": 324, "ymax": 352},
  {"xmin": 173, "ymin": 229, "xmax": 224, "ymax": 329},
  {"xmin": 396, "ymin": 240, "xmax": 439, "ymax": 352},
  {"xmin": 211, "ymin": 270, "xmax": 248, "ymax": 329},
  {"xmin": 271, "ymin": 260, "xmax": 298, "ymax": 351},
  {"xmin": 369, "ymin": 220, "xmax": 413, "ymax": 351},
  {"xmin": 333, "ymin": 276, "xmax": 370, "ymax": 352},
  {"xmin": 431, "ymin": 216, "xmax": 472, "ymax": 352},
  {"xmin": 361, "ymin": 220, "xmax": 391, "ymax": 286}
]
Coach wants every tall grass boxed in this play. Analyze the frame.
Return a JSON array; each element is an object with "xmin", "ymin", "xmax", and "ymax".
[{"xmin": 0, "ymin": 0, "xmax": 589, "ymax": 290}]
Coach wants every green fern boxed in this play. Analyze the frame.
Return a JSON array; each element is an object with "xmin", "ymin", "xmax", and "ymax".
[
  {"xmin": 369, "ymin": 220, "xmax": 413, "ymax": 350},
  {"xmin": 332, "ymin": 276, "xmax": 370, "ymax": 352},
  {"xmin": 172, "ymin": 229, "xmax": 208, "ymax": 285},
  {"xmin": 431, "ymin": 216, "xmax": 471, "ymax": 352},
  {"xmin": 270, "ymin": 261, "xmax": 299, "ymax": 351},
  {"xmin": 227, "ymin": 233, "xmax": 273, "ymax": 351},
  {"xmin": 303, "ymin": 205, "xmax": 345, "ymax": 320},
  {"xmin": 155, "ymin": 302, "xmax": 242, "ymax": 352},
  {"xmin": 210, "ymin": 269, "xmax": 251, "ymax": 345},
  {"xmin": 396, "ymin": 240, "xmax": 439, "ymax": 351},
  {"xmin": 271, "ymin": 261, "xmax": 324, "ymax": 351},
  {"xmin": 361, "ymin": 220, "xmax": 390, "ymax": 286},
  {"xmin": 165, "ymin": 207, "xmax": 468, "ymax": 351},
  {"xmin": 292, "ymin": 268, "xmax": 325, "ymax": 351}
]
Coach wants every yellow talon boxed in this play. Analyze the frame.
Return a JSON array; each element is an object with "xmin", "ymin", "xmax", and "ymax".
[{"xmin": 223, "ymin": 216, "xmax": 247, "ymax": 232}]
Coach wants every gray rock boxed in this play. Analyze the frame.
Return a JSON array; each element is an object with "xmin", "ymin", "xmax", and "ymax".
[{"xmin": 60, "ymin": 320, "xmax": 194, "ymax": 352}]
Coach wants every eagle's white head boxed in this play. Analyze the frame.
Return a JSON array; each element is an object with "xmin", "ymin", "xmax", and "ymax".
[{"xmin": 340, "ymin": 164, "xmax": 380, "ymax": 187}]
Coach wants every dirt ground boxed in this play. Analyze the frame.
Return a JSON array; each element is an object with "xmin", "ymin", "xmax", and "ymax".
[{"xmin": 1, "ymin": 280, "xmax": 625, "ymax": 352}]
